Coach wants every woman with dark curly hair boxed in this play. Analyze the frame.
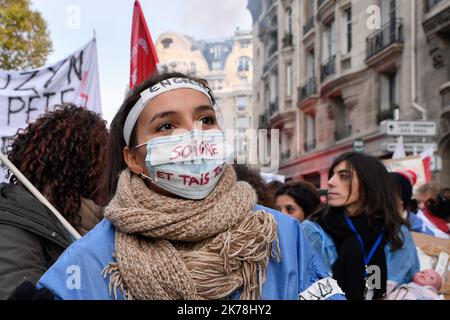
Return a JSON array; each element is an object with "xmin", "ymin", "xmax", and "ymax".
[{"xmin": 0, "ymin": 104, "xmax": 110, "ymax": 299}]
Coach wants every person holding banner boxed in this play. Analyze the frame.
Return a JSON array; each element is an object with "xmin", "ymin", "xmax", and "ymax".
[
  {"xmin": 0, "ymin": 104, "xmax": 110, "ymax": 299},
  {"xmin": 37, "ymin": 72, "xmax": 345, "ymax": 300},
  {"xmin": 302, "ymin": 152, "xmax": 419, "ymax": 300}
]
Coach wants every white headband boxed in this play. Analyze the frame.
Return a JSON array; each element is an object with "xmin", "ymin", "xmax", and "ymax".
[{"xmin": 123, "ymin": 77, "xmax": 220, "ymax": 146}]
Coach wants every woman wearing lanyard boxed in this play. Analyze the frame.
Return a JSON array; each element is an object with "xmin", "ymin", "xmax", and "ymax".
[
  {"xmin": 302, "ymin": 152, "xmax": 419, "ymax": 300},
  {"xmin": 36, "ymin": 72, "xmax": 345, "ymax": 300}
]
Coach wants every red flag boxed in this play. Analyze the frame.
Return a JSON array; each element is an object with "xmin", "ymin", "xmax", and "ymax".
[
  {"xmin": 130, "ymin": 0, "xmax": 159, "ymax": 89},
  {"xmin": 420, "ymin": 147, "xmax": 434, "ymax": 182}
]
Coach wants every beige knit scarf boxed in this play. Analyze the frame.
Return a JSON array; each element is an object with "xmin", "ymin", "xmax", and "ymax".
[{"xmin": 102, "ymin": 165, "xmax": 280, "ymax": 300}]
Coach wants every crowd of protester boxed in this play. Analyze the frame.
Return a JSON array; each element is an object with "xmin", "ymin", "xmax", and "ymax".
[{"xmin": 0, "ymin": 72, "xmax": 449, "ymax": 300}]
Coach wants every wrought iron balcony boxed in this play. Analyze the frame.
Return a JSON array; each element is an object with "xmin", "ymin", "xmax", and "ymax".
[
  {"xmin": 366, "ymin": 19, "xmax": 403, "ymax": 60},
  {"xmin": 299, "ymin": 77, "xmax": 317, "ymax": 102},
  {"xmin": 318, "ymin": 0, "xmax": 327, "ymax": 8},
  {"xmin": 268, "ymin": 43, "xmax": 278, "ymax": 57},
  {"xmin": 334, "ymin": 125, "xmax": 352, "ymax": 141},
  {"xmin": 320, "ymin": 55, "xmax": 336, "ymax": 82},
  {"xmin": 425, "ymin": 0, "xmax": 443, "ymax": 12},
  {"xmin": 303, "ymin": 16, "xmax": 314, "ymax": 35}
]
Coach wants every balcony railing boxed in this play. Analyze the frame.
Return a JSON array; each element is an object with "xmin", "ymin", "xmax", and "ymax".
[
  {"xmin": 299, "ymin": 77, "xmax": 317, "ymax": 102},
  {"xmin": 366, "ymin": 19, "xmax": 403, "ymax": 60},
  {"xmin": 268, "ymin": 43, "xmax": 278, "ymax": 57},
  {"xmin": 303, "ymin": 16, "xmax": 314, "ymax": 35},
  {"xmin": 335, "ymin": 125, "xmax": 352, "ymax": 141},
  {"xmin": 320, "ymin": 55, "xmax": 336, "ymax": 82},
  {"xmin": 304, "ymin": 139, "xmax": 316, "ymax": 152},
  {"xmin": 425, "ymin": 0, "xmax": 443, "ymax": 12},
  {"xmin": 318, "ymin": 0, "xmax": 327, "ymax": 8},
  {"xmin": 269, "ymin": 98, "xmax": 279, "ymax": 116}
]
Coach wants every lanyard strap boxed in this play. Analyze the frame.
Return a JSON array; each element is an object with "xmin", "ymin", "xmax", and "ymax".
[{"xmin": 344, "ymin": 215, "xmax": 384, "ymax": 269}]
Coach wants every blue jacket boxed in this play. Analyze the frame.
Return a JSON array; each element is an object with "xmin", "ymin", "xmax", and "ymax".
[
  {"xmin": 37, "ymin": 205, "xmax": 345, "ymax": 300},
  {"xmin": 408, "ymin": 211, "xmax": 434, "ymax": 236},
  {"xmin": 301, "ymin": 220, "xmax": 420, "ymax": 285}
]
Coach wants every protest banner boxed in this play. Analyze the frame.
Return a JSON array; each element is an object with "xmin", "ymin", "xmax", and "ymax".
[
  {"xmin": 383, "ymin": 155, "xmax": 427, "ymax": 191},
  {"xmin": 0, "ymin": 38, "xmax": 101, "ymax": 181}
]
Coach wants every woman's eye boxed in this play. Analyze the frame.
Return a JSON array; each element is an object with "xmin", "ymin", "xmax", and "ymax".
[
  {"xmin": 157, "ymin": 123, "xmax": 174, "ymax": 132},
  {"xmin": 199, "ymin": 116, "xmax": 215, "ymax": 126},
  {"xmin": 340, "ymin": 174, "xmax": 349, "ymax": 180}
]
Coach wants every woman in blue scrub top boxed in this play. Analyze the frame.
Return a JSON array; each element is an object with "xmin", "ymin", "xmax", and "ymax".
[
  {"xmin": 302, "ymin": 152, "xmax": 419, "ymax": 300},
  {"xmin": 37, "ymin": 72, "xmax": 345, "ymax": 300}
]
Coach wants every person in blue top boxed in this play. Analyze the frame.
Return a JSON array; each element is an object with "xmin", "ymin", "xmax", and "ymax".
[
  {"xmin": 389, "ymin": 171, "xmax": 434, "ymax": 236},
  {"xmin": 301, "ymin": 152, "xmax": 419, "ymax": 300},
  {"xmin": 37, "ymin": 72, "xmax": 345, "ymax": 300}
]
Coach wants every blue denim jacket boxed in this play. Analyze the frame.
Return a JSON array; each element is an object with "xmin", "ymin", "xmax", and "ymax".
[
  {"xmin": 37, "ymin": 205, "xmax": 345, "ymax": 300},
  {"xmin": 301, "ymin": 220, "xmax": 420, "ymax": 285}
]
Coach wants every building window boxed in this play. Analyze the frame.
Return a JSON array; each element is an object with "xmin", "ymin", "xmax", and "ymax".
[
  {"xmin": 285, "ymin": 7, "xmax": 293, "ymax": 35},
  {"xmin": 381, "ymin": 0, "xmax": 397, "ymax": 25},
  {"xmin": 322, "ymin": 20, "xmax": 336, "ymax": 63},
  {"xmin": 333, "ymin": 96, "xmax": 351, "ymax": 140},
  {"xmin": 237, "ymin": 56, "xmax": 252, "ymax": 72},
  {"xmin": 236, "ymin": 95, "xmax": 248, "ymax": 112},
  {"xmin": 305, "ymin": 114, "xmax": 316, "ymax": 151},
  {"xmin": 341, "ymin": 7, "xmax": 352, "ymax": 54},
  {"xmin": 380, "ymin": 72, "xmax": 398, "ymax": 111},
  {"xmin": 239, "ymin": 39, "xmax": 251, "ymax": 48},
  {"xmin": 236, "ymin": 116, "xmax": 249, "ymax": 129},
  {"xmin": 286, "ymin": 63, "xmax": 293, "ymax": 98},
  {"xmin": 190, "ymin": 62, "xmax": 196, "ymax": 75},
  {"xmin": 161, "ymin": 38, "xmax": 173, "ymax": 48},
  {"xmin": 212, "ymin": 61, "xmax": 222, "ymax": 70},
  {"xmin": 306, "ymin": 51, "xmax": 315, "ymax": 78}
]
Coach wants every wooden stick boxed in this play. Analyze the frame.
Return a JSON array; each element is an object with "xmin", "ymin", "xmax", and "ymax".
[{"xmin": 0, "ymin": 151, "xmax": 81, "ymax": 241}]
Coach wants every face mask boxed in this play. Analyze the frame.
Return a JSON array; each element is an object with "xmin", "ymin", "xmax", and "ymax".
[{"xmin": 137, "ymin": 130, "xmax": 233, "ymax": 200}]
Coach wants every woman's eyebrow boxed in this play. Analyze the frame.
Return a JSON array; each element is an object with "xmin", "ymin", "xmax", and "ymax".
[
  {"xmin": 148, "ymin": 111, "xmax": 177, "ymax": 124},
  {"xmin": 194, "ymin": 105, "xmax": 214, "ymax": 113},
  {"xmin": 336, "ymin": 170, "xmax": 351, "ymax": 174}
]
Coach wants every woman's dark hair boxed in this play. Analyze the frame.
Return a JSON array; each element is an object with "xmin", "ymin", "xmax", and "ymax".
[
  {"xmin": 309, "ymin": 152, "xmax": 404, "ymax": 250},
  {"xmin": 275, "ymin": 181, "xmax": 320, "ymax": 218},
  {"xmin": 267, "ymin": 180, "xmax": 284, "ymax": 195},
  {"xmin": 233, "ymin": 164, "xmax": 274, "ymax": 208},
  {"xmin": 108, "ymin": 72, "xmax": 215, "ymax": 194},
  {"xmin": 426, "ymin": 188, "xmax": 450, "ymax": 221},
  {"xmin": 7, "ymin": 104, "xmax": 110, "ymax": 228}
]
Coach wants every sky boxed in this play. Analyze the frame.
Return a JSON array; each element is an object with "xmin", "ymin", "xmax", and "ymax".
[{"xmin": 31, "ymin": 0, "xmax": 253, "ymax": 125}]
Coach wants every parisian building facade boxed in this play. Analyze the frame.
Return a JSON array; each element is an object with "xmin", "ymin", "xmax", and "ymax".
[
  {"xmin": 155, "ymin": 30, "xmax": 254, "ymax": 148},
  {"xmin": 247, "ymin": 0, "xmax": 450, "ymax": 187}
]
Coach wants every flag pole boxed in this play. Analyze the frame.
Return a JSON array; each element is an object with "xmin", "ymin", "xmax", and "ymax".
[{"xmin": 0, "ymin": 151, "xmax": 81, "ymax": 241}]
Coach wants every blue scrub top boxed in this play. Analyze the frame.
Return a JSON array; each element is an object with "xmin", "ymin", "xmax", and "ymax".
[
  {"xmin": 301, "ymin": 220, "xmax": 420, "ymax": 285},
  {"xmin": 38, "ymin": 205, "xmax": 345, "ymax": 300}
]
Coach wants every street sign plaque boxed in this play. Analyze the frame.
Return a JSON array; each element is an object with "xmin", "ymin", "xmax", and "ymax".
[
  {"xmin": 386, "ymin": 143, "xmax": 437, "ymax": 153},
  {"xmin": 381, "ymin": 120, "xmax": 437, "ymax": 137}
]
